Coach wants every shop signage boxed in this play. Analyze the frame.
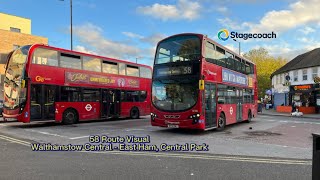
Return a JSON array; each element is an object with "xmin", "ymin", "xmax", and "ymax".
[{"xmin": 293, "ymin": 85, "xmax": 311, "ymax": 90}]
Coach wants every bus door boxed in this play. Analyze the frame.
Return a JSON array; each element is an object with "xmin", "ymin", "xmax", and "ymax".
[
  {"xmin": 204, "ymin": 83, "xmax": 217, "ymax": 128},
  {"xmin": 236, "ymin": 89, "xmax": 243, "ymax": 121},
  {"xmin": 30, "ymin": 84, "xmax": 56, "ymax": 120},
  {"xmin": 102, "ymin": 89, "xmax": 120, "ymax": 118}
]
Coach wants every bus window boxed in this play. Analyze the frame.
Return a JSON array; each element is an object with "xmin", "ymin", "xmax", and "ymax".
[
  {"xmin": 140, "ymin": 67, "xmax": 152, "ymax": 78},
  {"xmin": 225, "ymin": 52, "xmax": 234, "ymax": 71},
  {"xmin": 126, "ymin": 91, "xmax": 139, "ymax": 102},
  {"xmin": 140, "ymin": 91, "xmax": 147, "ymax": 102},
  {"xmin": 102, "ymin": 61, "xmax": 118, "ymax": 74},
  {"xmin": 83, "ymin": 56, "xmax": 101, "ymax": 72},
  {"xmin": 119, "ymin": 63, "xmax": 126, "ymax": 75},
  {"xmin": 60, "ymin": 87, "xmax": 81, "ymax": 102},
  {"xmin": 215, "ymin": 46, "xmax": 226, "ymax": 67},
  {"xmin": 205, "ymin": 42, "xmax": 217, "ymax": 64},
  {"xmin": 126, "ymin": 65, "xmax": 139, "ymax": 77},
  {"xmin": 217, "ymin": 85, "xmax": 227, "ymax": 104},
  {"xmin": 83, "ymin": 89, "xmax": 100, "ymax": 102},
  {"xmin": 60, "ymin": 53, "xmax": 82, "ymax": 70},
  {"xmin": 32, "ymin": 48, "xmax": 58, "ymax": 66}
]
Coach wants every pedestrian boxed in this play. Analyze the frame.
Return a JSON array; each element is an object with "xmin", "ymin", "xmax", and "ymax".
[{"xmin": 291, "ymin": 101, "xmax": 296, "ymax": 112}]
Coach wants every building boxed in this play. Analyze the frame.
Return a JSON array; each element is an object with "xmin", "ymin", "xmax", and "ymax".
[
  {"xmin": 0, "ymin": 12, "xmax": 48, "ymax": 99},
  {"xmin": 271, "ymin": 48, "xmax": 320, "ymax": 114}
]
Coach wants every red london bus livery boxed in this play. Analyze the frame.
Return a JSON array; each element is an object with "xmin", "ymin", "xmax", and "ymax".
[
  {"xmin": 3, "ymin": 44, "xmax": 152, "ymax": 124},
  {"xmin": 151, "ymin": 33, "xmax": 258, "ymax": 130}
]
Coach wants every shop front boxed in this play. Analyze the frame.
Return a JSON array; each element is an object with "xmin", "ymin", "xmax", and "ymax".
[{"xmin": 288, "ymin": 84, "xmax": 320, "ymax": 114}]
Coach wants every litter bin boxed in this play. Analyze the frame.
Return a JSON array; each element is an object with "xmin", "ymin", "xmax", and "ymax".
[{"xmin": 312, "ymin": 133, "xmax": 320, "ymax": 180}]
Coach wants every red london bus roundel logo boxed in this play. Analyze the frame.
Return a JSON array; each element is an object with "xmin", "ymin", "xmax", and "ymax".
[{"xmin": 85, "ymin": 104, "xmax": 92, "ymax": 111}]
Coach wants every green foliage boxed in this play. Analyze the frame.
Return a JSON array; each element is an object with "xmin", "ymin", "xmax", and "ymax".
[{"xmin": 243, "ymin": 48, "xmax": 287, "ymax": 98}]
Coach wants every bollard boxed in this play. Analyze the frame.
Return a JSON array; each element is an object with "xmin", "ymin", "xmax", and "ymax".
[{"xmin": 312, "ymin": 133, "xmax": 320, "ymax": 180}]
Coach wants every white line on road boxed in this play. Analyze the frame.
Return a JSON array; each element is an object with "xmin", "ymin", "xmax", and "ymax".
[
  {"xmin": 25, "ymin": 129, "xmax": 68, "ymax": 138},
  {"xmin": 69, "ymin": 135, "xmax": 90, "ymax": 140},
  {"xmin": 0, "ymin": 124, "xmax": 7, "ymax": 126},
  {"xmin": 125, "ymin": 129, "xmax": 145, "ymax": 132}
]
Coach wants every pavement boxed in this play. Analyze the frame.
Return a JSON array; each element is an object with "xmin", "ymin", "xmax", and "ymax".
[{"xmin": 260, "ymin": 108, "xmax": 320, "ymax": 119}]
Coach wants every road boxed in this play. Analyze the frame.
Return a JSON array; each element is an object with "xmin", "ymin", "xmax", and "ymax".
[{"xmin": 0, "ymin": 114, "xmax": 316, "ymax": 179}]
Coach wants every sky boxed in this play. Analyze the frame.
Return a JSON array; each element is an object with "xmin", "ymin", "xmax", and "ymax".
[{"xmin": 1, "ymin": 0, "xmax": 320, "ymax": 66}]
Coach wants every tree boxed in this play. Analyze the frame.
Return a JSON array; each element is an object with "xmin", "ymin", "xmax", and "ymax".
[{"xmin": 243, "ymin": 48, "xmax": 287, "ymax": 99}]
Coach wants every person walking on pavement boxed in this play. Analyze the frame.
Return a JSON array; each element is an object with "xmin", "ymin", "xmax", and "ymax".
[{"xmin": 291, "ymin": 101, "xmax": 296, "ymax": 112}]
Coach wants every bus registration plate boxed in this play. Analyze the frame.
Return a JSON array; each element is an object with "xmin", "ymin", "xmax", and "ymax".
[{"xmin": 167, "ymin": 124, "xmax": 179, "ymax": 128}]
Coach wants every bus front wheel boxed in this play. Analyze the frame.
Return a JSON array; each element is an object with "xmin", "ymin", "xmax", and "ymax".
[
  {"xmin": 130, "ymin": 107, "xmax": 140, "ymax": 119},
  {"xmin": 63, "ymin": 109, "xmax": 78, "ymax": 125},
  {"xmin": 217, "ymin": 113, "xmax": 226, "ymax": 131}
]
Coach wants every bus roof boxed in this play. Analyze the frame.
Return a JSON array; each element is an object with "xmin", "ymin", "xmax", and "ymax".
[
  {"xmin": 157, "ymin": 33, "xmax": 255, "ymax": 65},
  {"xmin": 27, "ymin": 44, "xmax": 152, "ymax": 70}
]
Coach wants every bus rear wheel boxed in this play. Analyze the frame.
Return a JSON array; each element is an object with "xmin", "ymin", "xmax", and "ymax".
[
  {"xmin": 130, "ymin": 107, "xmax": 140, "ymax": 119},
  {"xmin": 62, "ymin": 109, "xmax": 78, "ymax": 125},
  {"xmin": 217, "ymin": 113, "xmax": 226, "ymax": 131}
]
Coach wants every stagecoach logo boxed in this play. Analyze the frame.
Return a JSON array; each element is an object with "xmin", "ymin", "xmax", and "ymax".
[
  {"xmin": 85, "ymin": 104, "xmax": 92, "ymax": 111},
  {"xmin": 230, "ymin": 107, "xmax": 233, "ymax": 115},
  {"xmin": 118, "ymin": 78, "xmax": 125, "ymax": 87},
  {"xmin": 205, "ymin": 69, "xmax": 217, "ymax": 76},
  {"xmin": 218, "ymin": 28, "xmax": 277, "ymax": 41},
  {"xmin": 164, "ymin": 115, "xmax": 180, "ymax": 119},
  {"xmin": 35, "ymin": 76, "xmax": 52, "ymax": 82}
]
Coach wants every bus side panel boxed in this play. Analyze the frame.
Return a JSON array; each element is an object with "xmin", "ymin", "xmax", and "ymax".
[
  {"xmin": 55, "ymin": 102, "xmax": 101, "ymax": 122},
  {"xmin": 242, "ymin": 104, "xmax": 250, "ymax": 121},
  {"xmin": 217, "ymin": 104, "xmax": 237, "ymax": 125}
]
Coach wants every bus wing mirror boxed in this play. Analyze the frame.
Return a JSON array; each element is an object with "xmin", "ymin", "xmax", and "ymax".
[
  {"xmin": 199, "ymin": 80, "xmax": 204, "ymax": 90},
  {"xmin": 21, "ymin": 80, "xmax": 26, "ymax": 88}
]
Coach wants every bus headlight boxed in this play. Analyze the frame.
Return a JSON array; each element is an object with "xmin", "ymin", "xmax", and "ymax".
[
  {"xmin": 190, "ymin": 113, "xmax": 200, "ymax": 124},
  {"xmin": 151, "ymin": 113, "xmax": 157, "ymax": 121}
]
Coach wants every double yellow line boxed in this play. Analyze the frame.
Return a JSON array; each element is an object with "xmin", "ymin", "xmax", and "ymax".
[
  {"xmin": 89, "ymin": 150, "xmax": 312, "ymax": 165},
  {"xmin": 0, "ymin": 135, "xmax": 30, "ymax": 146},
  {"xmin": 0, "ymin": 134, "xmax": 312, "ymax": 165}
]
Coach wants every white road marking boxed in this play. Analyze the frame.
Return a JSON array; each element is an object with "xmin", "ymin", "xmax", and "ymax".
[
  {"xmin": 125, "ymin": 129, "xmax": 145, "ymax": 132},
  {"xmin": 0, "ymin": 124, "xmax": 7, "ymax": 126},
  {"xmin": 25, "ymin": 129, "xmax": 68, "ymax": 138},
  {"xmin": 69, "ymin": 135, "xmax": 90, "ymax": 140}
]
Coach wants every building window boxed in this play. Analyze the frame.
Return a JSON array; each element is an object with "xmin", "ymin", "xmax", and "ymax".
[
  {"xmin": 312, "ymin": 67, "xmax": 318, "ymax": 79},
  {"xmin": 294, "ymin": 71, "xmax": 298, "ymax": 81},
  {"xmin": 13, "ymin": 45, "xmax": 20, "ymax": 50},
  {"xmin": 302, "ymin": 69, "xmax": 308, "ymax": 81},
  {"xmin": 276, "ymin": 75, "xmax": 280, "ymax": 84},
  {"xmin": 10, "ymin": 27, "xmax": 21, "ymax": 33}
]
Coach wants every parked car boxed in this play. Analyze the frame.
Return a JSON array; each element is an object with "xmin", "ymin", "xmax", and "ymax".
[{"xmin": 0, "ymin": 100, "xmax": 3, "ymax": 116}]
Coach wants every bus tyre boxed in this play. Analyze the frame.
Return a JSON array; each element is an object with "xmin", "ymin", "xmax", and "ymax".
[
  {"xmin": 130, "ymin": 107, "xmax": 140, "ymax": 119},
  {"xmin": 247, "ymin": 111, "xmax": 252, "ymax": 123},
  {"xmin": 62, "ymin": 109, "xmax": 78, "ymax": 125},
  {"xmin": 217, "ymin": 113, "xmax": 226, "ymax": 131}
]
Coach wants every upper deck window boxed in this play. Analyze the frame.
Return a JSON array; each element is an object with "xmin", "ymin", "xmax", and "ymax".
[
  {"xmin": 155, "ymin": 35, "xmax": 201, "ymax": 64},
  {"xmin": 32, "ymin": 48, "xmax": 59, "ymax": 67},
  {"xmin": 60, "ymin": 53, "xmax": 82, "ymax": 70}
]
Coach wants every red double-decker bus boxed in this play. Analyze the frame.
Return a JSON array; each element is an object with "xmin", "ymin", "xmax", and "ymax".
[
  {"xmin": 151, "ymin": 33, "xmax": 258, "ymax": 130},
  {"xmin": 3, "ymin": 44, "xmax": 152, "ymax": 124}
]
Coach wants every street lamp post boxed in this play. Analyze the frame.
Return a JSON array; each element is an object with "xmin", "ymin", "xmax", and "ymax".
[
  {"xmin": 60, "ymin": 0, "xmax": 73, "ymax": 50},
  {"xmin": 70, "ymin": 0, "xmax": 73, "ymax": 50},
  {"xmin": 233, "ymin": 39, "xmax": 240, "ymax": 55}
]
